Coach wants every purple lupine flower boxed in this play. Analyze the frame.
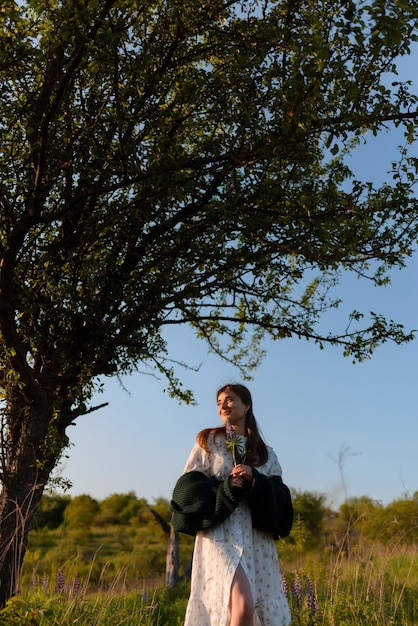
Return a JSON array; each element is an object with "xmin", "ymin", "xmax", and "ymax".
[
  {"xmin": 291, "ymin": 571, "xmax": 303, "ymax": 608},
  {"xmin": 225, "ymin": 420, "xmax": 246, "ymax": 465},
  {"xmin": 42, "ymin": 574, "xmax": 49, "ymax": 592},
  {"xmin": 55, "ymin": 570, "xmax": 65, "ymax": 593},
  {"xmin": 225, "ymin": 419, "xmax": 236, "ymax": 439},
  {"xmin": 31, "ymin": 572, "xmax": 38, "ymax": 588},
  {"xmin": 281, "ymin": 574, "xmax": 289, "ymax": 600},
  {"xmin": 73, "ymin": 575, "xmax": 81, "ymax": 596},
  {"xmin": 304, "ymin": 574, "xmax": 320, "ymax": 615}
]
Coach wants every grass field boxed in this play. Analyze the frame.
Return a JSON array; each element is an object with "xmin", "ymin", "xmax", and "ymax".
[
  {"xmin": 1, "ymin": 536, "xmax": 416, "ymax": 625},
  {"xmin": 2, "ymin": 491, "xmax": 416, "ymax": 625}
]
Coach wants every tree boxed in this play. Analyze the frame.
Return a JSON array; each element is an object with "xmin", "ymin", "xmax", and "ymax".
[
  {"xmin": 0, "ymin": 0, "xmax": 418, "ymax": 606},
  {"xmin": 291, "ymin": 489, "xmax": 328, "ymax": 547},
  {"xmin": 98, "ymin": 491, "xmax": 147, "ymax": 525},
  {"xmin": 337, "ymin": 495, "xmax": 383, "ymax": 551},
  {"xmin": 338, "ymin": 495, "xmax": 418, "ymax": 545},
  {"xmin": 63, "ymin": 494, "xmax": 100, "ymax": 530},
  {"xmin": 150, "ymin": 503, "xmax": 180, "ymax": 588},
  {"xmin": 377, "ymin": 497, "xmax": 418, "ymax": 544},
  {"xmin": 32, "ymin": 493, "xmax": 71, "ymax": 530}
]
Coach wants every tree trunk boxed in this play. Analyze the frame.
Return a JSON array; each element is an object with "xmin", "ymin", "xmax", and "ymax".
[
  {"xmin": 0, "ymin": 480, "xmax": 45, "ymax": 606},
  {"xmin": 165, "ymin": 525, "xmax": 179, "ymax": 588},
  {"xmin": 0, "ymin": 396, "xmax": 65, "ymax": 608},
  {"xmin": 149, "ymin": 508, "xmax": 179, "ymax": 587}
]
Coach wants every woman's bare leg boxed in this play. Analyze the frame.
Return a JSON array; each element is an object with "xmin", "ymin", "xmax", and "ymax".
[{"xmin": 229, "ymin": 563, "xmax": 255, "ymax": 626}]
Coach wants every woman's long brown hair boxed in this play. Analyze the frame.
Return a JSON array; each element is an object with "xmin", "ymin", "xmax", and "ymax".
[{"xmin": 196, "ymin": 383, "xmax": 268, "ymax": 467}]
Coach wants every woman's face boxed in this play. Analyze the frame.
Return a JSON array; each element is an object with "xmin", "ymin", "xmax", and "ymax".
[{"xmin": 217, "ymin": 388, "xmax": 250, "ymax": 428}]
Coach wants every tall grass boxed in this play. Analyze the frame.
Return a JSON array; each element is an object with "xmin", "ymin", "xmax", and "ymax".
[
  {"xmin": 3, "ymin": 536, "xmax": 417, "ymax": 624},
  {"xmin": 0, "ymin": 590, "xmax": 166, "ymax": 625},
  {"xmin": 0, "ymin": 556, "xmax": 185, "ymax": 626},
  {"xmin": 319, "ymin": 539, "xmax": 418, "ymax": 625},
  {"xmin": 281, "ymin": 532, "xmax": 418, "ymax": 625}
]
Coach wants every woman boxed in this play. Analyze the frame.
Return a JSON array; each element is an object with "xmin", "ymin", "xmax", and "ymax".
[{"xmin": 171, "ymin": 383, "xmax": 293, "ymax": 626}]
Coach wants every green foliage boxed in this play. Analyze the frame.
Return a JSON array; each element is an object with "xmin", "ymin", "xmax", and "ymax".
[
  {"xmin": 291, "ymin": 489, "xmax": 329, "ymax": 548},
  {"xmin": 32, "ymin": 495, "xmax": 71, "ymax": 530},
  {"xmin": 319, "ymin": 546, "xmax": 418, "ymax": 626},
  {"xmin": 23, "ymin": 494, "xmax": 176, "ymax": 590},
  {"xmin": 0, "ymin": 591, "xmax": 161, "ymax": 625},
  {"xmin": 153, "ymin": 580, "xmax": 190, "ymax": 626},
  {"xmin": 337, "ymin": 495, "xmax": 418, "ymax": 545},
  {"xmin": 1, "ymin": 0, "xmax": 418, "ymax": 416},
  {"xmin": 97, "ymin": 492, "xmax": 148, "ymax": 525},
  {"xmin": 63, "ymin": 495, "xmax": 100, "ymax": 530},
  {"xmin": 378, "ymin": 498, "xmax": 418, "ymax": 543}
]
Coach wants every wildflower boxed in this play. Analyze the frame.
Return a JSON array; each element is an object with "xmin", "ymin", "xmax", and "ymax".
[
  {"xmin": 73, "ymin": 575, "xmax": 81, "ymax": 596},
  {"xmin": 281, "ymin": 574, "xmax": 289, "ymax": 600},
  {"xmin": 291, "ymin": 571, "xmax": 302, "ymax": 608},
  {"xmin": 304, "ymin": 574, "xmax": 320, "ymax": 615},
  {"xmin": 225, "ymin": 420, "xmax": 247, "ymax": 466},
  {"xmin": 55, "ymin": 570, "xmax": 65, "ymax": 593}
]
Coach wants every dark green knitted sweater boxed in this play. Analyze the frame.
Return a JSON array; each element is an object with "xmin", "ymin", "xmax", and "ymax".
[{"xmin": 170, "ymin": 469, "xmax": 293, "ymax": 539}]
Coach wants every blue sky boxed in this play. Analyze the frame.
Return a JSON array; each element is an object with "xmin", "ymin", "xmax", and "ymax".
[{"xmin": 59, "ymin": 45, "xmax": 418, "ymax": 510}]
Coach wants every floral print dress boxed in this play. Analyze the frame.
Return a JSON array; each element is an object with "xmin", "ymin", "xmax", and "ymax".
[{"xmin": 182, "ymin": 431, "xmax": 291, "ymax": 626}]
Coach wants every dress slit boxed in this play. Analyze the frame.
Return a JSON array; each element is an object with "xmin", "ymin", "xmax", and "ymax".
[{"xmin": 229, "ymin": 562, "xmax": 255, "ymax": 625}]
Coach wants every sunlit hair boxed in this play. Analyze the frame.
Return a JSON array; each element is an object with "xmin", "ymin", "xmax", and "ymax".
[{"xmin": 196, "ymin": 383, "xmax": 268, "ymax": 466}]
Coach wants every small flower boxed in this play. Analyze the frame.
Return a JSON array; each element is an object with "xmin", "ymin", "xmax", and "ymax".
[
  {"xmin": 225, "ymin": 419, "xmax": 236, "ymax": 440},
  {"xmin": 55, "ymin": 570, "xmax": 65, "ymax": 593},
  {"xmin": 291, "ymin": 571, "xmax": 302, "ymax": 608},
  {"xmin": 225, "ymin": 420, "xmax": 247, "ymax": 466},
  {"xmin": 281, "ymin": 573, "xmax": 289, "ymax": 600},
  {"xmin": 73, "ymin": 575, "xmax": 82, "ymax": 596},
  {"xmin": 304, "ymin": 574, "xmax": 320, "ymax": 615}
]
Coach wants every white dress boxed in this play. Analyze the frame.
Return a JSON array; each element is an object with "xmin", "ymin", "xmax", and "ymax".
[{"xmin": 182, "ymin": 431, "xmax": 291, "ymax": 626}]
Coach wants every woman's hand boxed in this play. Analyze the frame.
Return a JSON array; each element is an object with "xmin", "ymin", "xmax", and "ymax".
[
  {"xmin": 231, "ymin": 464, "xmax": 253, "ymax": 482},
  {"xmin": 229, "ymin": 473, "xmax": 244, "ymax": 489}
]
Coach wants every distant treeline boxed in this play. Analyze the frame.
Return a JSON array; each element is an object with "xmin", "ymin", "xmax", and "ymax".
[
  {"xmin": 22, "ymin": 488, "xmax": 418, "ymax": 599},
  {"xmin": 33, "ymin": 488, "xmax": 418, "ymax": 545}
]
